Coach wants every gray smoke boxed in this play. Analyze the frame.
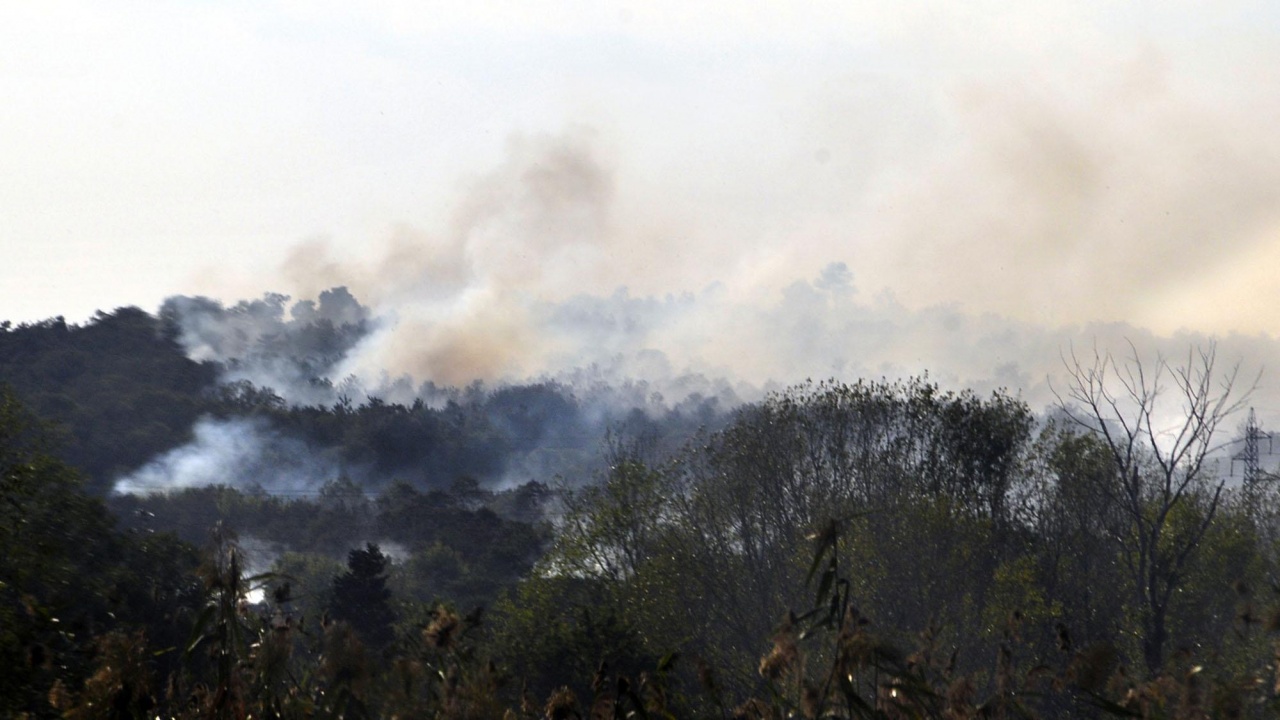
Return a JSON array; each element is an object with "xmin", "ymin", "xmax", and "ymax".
[
  {"xmin": 223, "ymin": 126, "xmax": 1276, "ymax": 414},
  {"xmin": 142, "ymin": 264, "xmax": 1280, "ymax": 496},
  {"xmin": 162, "ymin": 263, "xmax": 1279, "ymax": 425},
  {"xmin": 161, "ymin": 286, "xmax": 375, "ymax": 406},
  {"xmin": 147, "ymin": 116, "xmax": 1280, "ymax": 487}
]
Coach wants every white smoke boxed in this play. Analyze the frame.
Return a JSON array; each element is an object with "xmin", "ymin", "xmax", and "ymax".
[
  {"xmin": 113, "ymin": 416, "xmax": 345, "ymax": 496},
  {"xmin": 161, "ymin": 287, "xmax": 376, "ymax": 407}
]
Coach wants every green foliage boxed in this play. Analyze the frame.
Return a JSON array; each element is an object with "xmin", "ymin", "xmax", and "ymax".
[
  {"xmin": 0, "ymin": 307, "xmax": 618, "ymax": 496},
  {"xmin": 485, "ymin": 379, "xmax": 1049, "ymax": 704},
  {"xmin": 490, "ymin": 574, "xmax": 660, "ymax": 701},
  {"xmin": 0, "ymin": 309, "xmax": 218, "ymax": 492},
  {"xmin": 0, "ymin": 386, "xmax": 202, "ymax": 716},
  {"xmin": 12, "ymin": 356, "xmax": 1280, "ymax": 718}
]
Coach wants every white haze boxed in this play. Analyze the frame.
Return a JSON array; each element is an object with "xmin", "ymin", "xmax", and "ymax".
[
  {"xmin": 113, "ymin": 417, "xmax": 346, "ymax": 496},
  {"xmin": 4, "ymin": 2, "xmax": 1279, "ymax": 337}
]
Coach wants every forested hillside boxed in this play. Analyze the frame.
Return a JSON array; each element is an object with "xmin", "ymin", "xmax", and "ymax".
[
  {"xmin": 4, "ymin": 306, "xmax": 1280, "ymax": 717},
  {"xmin": 0, "ymin": 308, "xmax": 218, "ymax": 491},
  {"xmin": 0, "ymin": 304, "xmax": 722, "ymax": 497}
]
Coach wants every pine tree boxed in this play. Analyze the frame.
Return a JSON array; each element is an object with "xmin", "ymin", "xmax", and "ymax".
[{"xmin": 330, "ymin": 543, "xmax": 397, "ymax": 651}]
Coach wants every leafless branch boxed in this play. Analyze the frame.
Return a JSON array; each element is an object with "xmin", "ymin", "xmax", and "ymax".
[{"xmin": 1050, "ymin": 338, "xmax": 1254, "ymax": 673}]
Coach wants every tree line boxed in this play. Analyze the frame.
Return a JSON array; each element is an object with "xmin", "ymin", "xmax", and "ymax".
[
  {"xmin": 5, "ymin": 328, "xmax": 1280, "ymax": 716},
  {"xmin": 0, "ymin": 306, "xmax": 721, "ymax": 497},
  {"xmin": 493, "ymin": 345, "xmax": 1280, "ymax": 716}
]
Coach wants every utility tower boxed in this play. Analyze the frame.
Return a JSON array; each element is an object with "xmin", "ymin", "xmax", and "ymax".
[{"xmin": 1232, "ymin": 407, "xmax": 1273, "ymax": 487}]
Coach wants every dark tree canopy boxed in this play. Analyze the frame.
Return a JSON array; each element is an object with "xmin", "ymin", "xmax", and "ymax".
[
  {"xmin": 7, "ymin": 300, "xmax": 1280, "ymax": 717},
  {"xmin": 0, "ymin": 387, "xmax": 202, "ymax": 715},
  {"xmin": 0, "ymin": 308, "xmax": 218, "ymax": 492},
  {"xmin": 330, "ymin": 543, "xmax": 397, "ymax": 651}
]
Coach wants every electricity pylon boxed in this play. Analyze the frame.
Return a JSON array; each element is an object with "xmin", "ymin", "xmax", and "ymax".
[{"xmin": 1232, "ymin": 408, "xmax": 1273, "ymax": 488}]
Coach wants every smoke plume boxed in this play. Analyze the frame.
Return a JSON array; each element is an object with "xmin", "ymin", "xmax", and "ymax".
[
  {"xmin": 151, "ymin": 66, "xmax": 1280, "ymax": 482},
  {"xmin": 113, "ymin": 417, "xmax": 345, "ymax": 496},
  {"xmin": 194, "ymin": 78, "xmax": 1276, "ymax": 403},
  {"xmin": 161, "ymin": 287, "xmax": 375, "ymax": 406}
]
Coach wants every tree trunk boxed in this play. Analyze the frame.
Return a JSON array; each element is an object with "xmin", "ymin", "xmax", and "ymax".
[{"xmin": 1142, "ymin": 605, "xmax": 1167, "ymax": 676}]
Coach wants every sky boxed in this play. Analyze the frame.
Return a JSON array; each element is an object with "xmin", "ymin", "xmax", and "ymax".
[{"xmin": 4, "ymin": 2, "xmax": 1280, "ymax": 416}]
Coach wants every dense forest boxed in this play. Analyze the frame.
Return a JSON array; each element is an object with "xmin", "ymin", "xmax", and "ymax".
[{"xmin": 5, "ymin": 302, "xmax": 1280, "ymax": 718}]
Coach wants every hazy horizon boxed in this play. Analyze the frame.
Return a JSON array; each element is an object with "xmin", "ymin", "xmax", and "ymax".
[{"xmin": 5, "ymin": 2, "xmax": 1280, "ymax": 416}]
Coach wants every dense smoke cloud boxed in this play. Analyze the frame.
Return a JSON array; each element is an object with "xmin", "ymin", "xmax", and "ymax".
[
  {"xmin": 278, "ymin": 131, "xmax": 622, "ymax": 388},
  {"xmin": 161, "ymin": 271, "xmax": 1280, "ymax": 427},
  {"xmin": 149, "ymin": 60, "xmax": 1280, "ymax": 483},
  {"xmin": 161, "ymin": 287, "xmax": 374, "ymax": 406},
  {"xmin": 171, "ymin": 79, "xmax": 1271, "ymax": 394},
  {"xmin": 151, "ymin": 121, "xmax": 1280, "ymax": 428},
  {"xmin": 6, "ymin": 1, "xmax": 1272, "ymax": 498}
]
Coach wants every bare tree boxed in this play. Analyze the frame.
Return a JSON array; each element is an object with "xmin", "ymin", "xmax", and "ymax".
[{"xmin": 1054, "ymin": 340, "xmax": 1254, "ymax": 674}]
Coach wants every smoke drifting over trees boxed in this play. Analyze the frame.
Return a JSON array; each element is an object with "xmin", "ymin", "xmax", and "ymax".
[
  {"xmin": 157, "ymin": 276, "xmax": 1280, "ymax": 433},
  {"xmin": 128, "ymin": 114, "xmax": 1280, "ymax": 497},
  {"xmin": 11, "ymin": 98, "xmax": 1280, "ymax": 498},
  {"xmin": 160, "ymin": 287, "xmax": 372, "ymax": 407},
  {"xmin": 8, "ymin": 5, "xmax": 1280, "ymax": 714},
  {"xmin": 134, "ymin": 126, "xmax": 1276, "ymax": 433},
  {"xmin": 101, "ymin": 259, "xmax": 1280, "ymax": 500},
  {"xmin": 112, "ymin": 417, "xmax": 341, "ymax": 496}
]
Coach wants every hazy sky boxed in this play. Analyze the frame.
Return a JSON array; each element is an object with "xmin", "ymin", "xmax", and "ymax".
[{"xmin": 5, "ymin": 2, "xmax": 1280, "ymax": 401}]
